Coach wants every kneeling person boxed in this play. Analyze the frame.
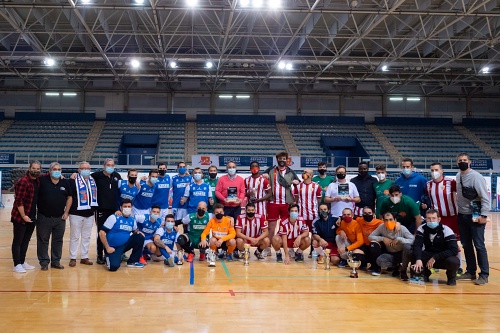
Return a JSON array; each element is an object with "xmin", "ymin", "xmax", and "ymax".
[
  {"xmin": 235, "ymin": 203, "xmax": 270, "ymax": 260},
  {"xmin": 336, "ymin": 208, "xmax": 368, "ymax": 267},
  {"xmin": 99, "ymin": 199, "xmax": 145, "ymax": 271},
  {"xmin": 272, "ymin": 204, "xmax": 311, "ymax": 264},
  {"xmin": 153, "ymin": 214, "xmax": 180, "ymax": 267},
  {"xmin": 312, "ymin": 204, "xmax": 340, "ymax": 266},
  {"xmin": 199, "ymin": 203, "xmax": 236, "ymax": 261},
  {"xmin": 136, "ymin": 205, "xmax": 162, "ymax": 265},
  {"xmin": 178, "ymin": 201, "xmax": 210, "ymax": 262}
]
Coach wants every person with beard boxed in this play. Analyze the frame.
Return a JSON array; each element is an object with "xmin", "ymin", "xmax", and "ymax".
[
  {"xmin": 179, "ymin": 201, "xmax": 210, "ymax": 262},
  {"xmin": 335, "ymin": 208, "xmax": 367, "ymax": 267},
  {"xmin": 350, "ymin": 161, "xmax": 377, "ymax": 217},
  {"xmin": 245, "ymin": 161, "xmax": 271, "ymax": 218},
  {"xmin": 324, "ymin": 165, "xmax": 360, "ymax": 220},
  {"xmin": 395, "ymin": 158, "xmax": 427, "ymax": 204},
  {"xmin": 235, "ymin": 203, "xmax": 270, "ymax": 260},
  {"xmin": 118, "ymin": 169, "xmax": 140, "ymax": 208},
  {"xmin": 312, "ymin": 161, "xmax": 334, "ymax": 207},
  {"xmin": 356, "ymin": 206, "xmax": 383, "ymax": 273},
  {"xmin": 151, "ymin": 162, "xmax": 171, "ymax": 220}
]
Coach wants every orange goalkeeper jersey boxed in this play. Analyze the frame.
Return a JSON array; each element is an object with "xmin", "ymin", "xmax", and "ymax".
[{"xmin": 201, "ymin": 216, "xmax": 236, "ymax": 242}]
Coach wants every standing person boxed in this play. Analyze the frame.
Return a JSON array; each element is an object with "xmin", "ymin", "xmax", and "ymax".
[
  {"xmin": 37, "ymin": 162, "xmax": 72, "ymax": 270},
  {"xmin": 350, "ymin": 161, "xmax": 377, "ymax": 217},
  {"xmin": 312, "ymin": 161, "xmax": 334, "ymax": 207},
  {"xmin": 181, "ymin": 167, "xmax": 212, "ymax": 215},
  {"xmin": 245, "ymin": 161, "xmax": 270, "ymax": 217},
  {"xmin": 92, "ymin": 158, "xmax": 122, "ymax": 265},
  {"xmin": 324, "ymin": 165, "xmax": 360, "ymax": 220},
  {"xmin": 151, "ymin": 162, "xmax": 171, "ymax": 220},
  {"xmin": 171, "ymin": 161, "xmax": 192, "ymax": 221},
  {"xmin": 68, "ymin": 161, "xmax": 98, "ymax": 267},
  {"xmin": 215, "ymin": 161, "xmax": 246, "ymax": 223},
  {"xmin": 395, "ymin": 158, "xmax": 427, "ymax": 203},
  {"xmin": 374, "ymin": 164, "xmax": 394, "ymax": 217},
  {"xmin": 379, "ymin": 184, "xmax": 421, "ymax": 234},
  {"xmin": 455, "ymin": 153, "xmax": 490, "ymax": 285},
  {"xmin": 11, "ymin": 161, "xmax": 41, "ymax": 273},
  {"xmin": 118, "ymin": 169, "xmax": 140, "ymax": 208},
  {"xmin": 204, "ymin": 165, "xmax": 219, "ymax": 215},
  {"xmin": 132, "ymin": 170, "xmax": 158, "ymax": 216},
  {"xmin": 263, "ymin": 151, "xmax": 300, "ymax": 255}
]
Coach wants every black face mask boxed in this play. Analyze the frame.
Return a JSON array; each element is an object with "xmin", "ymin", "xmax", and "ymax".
[
  {"xmin": 128, "ymin": 177, "xmax": 137, "ymax": 184},
  {"xmin": 318, "ymin": 169, "xmax": 326, "ymax": 175},
  {"xmin": 363, "ymin": 214, "xmax": 374, "ymax": 222},
  {"xmin": 278, "ymin": 161, "xmax": 286, "ymax": 167},
  {"xmin": 246, "ymin": 212, "xmax": 255, "ymax": 218},
  {"xmin": 29, "ymin": 170, "xmax": 40, "ymax": 178},
  {"xmin": 209, "ymin": 173, "xmax": 217, "ymax": 179},
  {"xmin": 158, "ymin": 169, "xmax": 166, "ymax": 176},
  {"xmin": 319, "ymin": 211, "xmax": 329, "ymax": 219},
  {"xmin": 458, "ymin": 162, "xmax": 469, "ymax": 171},
  {"xmin": 215, "ymin": 213, "xmax": 224, "ymax": 220},
  {"xmin": 336, "ymin": 173, "xmax": 346, "ymax": 180},
  {"xmin": 197, "ymin": 208, "xmax": 205, "ymax": 216}
]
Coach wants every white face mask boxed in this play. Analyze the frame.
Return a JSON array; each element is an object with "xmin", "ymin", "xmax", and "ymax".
[
  {"xmin": 122, "ymin": 207, "xmax": 132, "ymax": 216},
  {"xmin": 390, "ymin": 196, "xmax": 401, "ymax": 204},
  {"xmin": 376, "ymin": 173, "xmax": 386, "ymax": 181},
  {"xmin": 227, "ymin": 168, "xmax": 236, "ymax": 176},
  {"xmin": 431, "ymin": 171, "xmax": 441, "ymax": 180}
]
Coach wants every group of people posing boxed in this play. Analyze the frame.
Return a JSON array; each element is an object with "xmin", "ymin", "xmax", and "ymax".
[{"xmin": 10, "ymin": 152, "xmax": 490, "ymax": 286}]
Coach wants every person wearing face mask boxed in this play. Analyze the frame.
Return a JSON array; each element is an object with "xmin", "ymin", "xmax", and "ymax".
[
  {"xmin": 36, "ymin": 162, "xmax": 72, "ymax": 270},
  {"xmin": 455, "ymin": 153, "xmax": 490, "ymax": 286},
  {"xmin": 179, "ymin": 201, "xmax": 211, "ymax": 262},
  {"xmin": 245, "ymin": 161, "xmax": 271, "ymax": 217},
  {"xmin": 411, "ymin": 209, "xmax": 459, "ymax": 286},
  {"xmin": 373, "ymin": 164, "xmax": 394, "ymax": 217},
  {"xmin": 171, "ymin": 161, "xmax": 192, "ymax": 221},
  {"xmin": 91, "ymin": 158, "xmax": 122, "ymax": 265},
  {"xmin": 324, "ymin": 165, "xmax": 360, "ymax": 221},
  {"xmin": 215, "ymin": 161, "xmax": 246, "ymax": 223},
  {"xmin": 118, "ymin": 169, "xmax": 140, "ymax": 209},
  {"xmin": 135, "ymin": 205, "xmax": 163, "ymax": 265},
  {"xmin": 154, "ymin": 214, "xmax": 181, "ymax": 267},
  {"xmin": 368, "ymin": 212, "xmax": 414, "ymax": 279},
  {"xmin": 68, "ymin": 161, "xmax": 98, "ymax": 267},
  {"xmin": 11, "ymin": 161, "xmax": 41, "ymax": 273},
  {"xmin": 311, "ymin": 204, "xmax": 340, "ymax": 266},
  {"xmin": 356, "ymin": 206, "xmax": 383, "ymax": 248},
  {"xmin": 312, "ymin": 161, "xmax": 334, "ymax": 207},
  {"xmin": 181, "ymin": 167, "xmax": 212, "ymax": 215},
  {"xmin": 132, "ymin": 170, "xmax": 158, "ymax": 217},
  {"xmin": 294, "ymin": 168, "xmax": 322, "ymax": 257},
  {"xmin": 151, "ymin": 162, "xmax": 172, "ymax": 220},
  {"xmin": 272, "ymin": 204, "xmax": 310, "ymax": 264},
  {"xmin": 235, "ymin": 203, "xmax": 270, "ymax": 260},
  {"xmin": 350, "ymin": 161, "xmax": 377, "ymax": 217},
  {"xmin": 99, "ymin": 199, "xmax": 145, "ymax": 271},
  {"xmin": 335, "ymin": 208, "xmax": 367, "ymax": 268},
  {"xmin": 395, "ymin": 158, "xmax": 427, "ymax": 204},
  {"xmin": 199, "ymin": 203, "xmax": 236, "ymax": 261},
  {"xmin": 379, "ymin": 184, "xmax": 421, "ymax": 234},
  {"xmin": 204, "ymin": 165, "xmax": 219, "ymax": 215}
]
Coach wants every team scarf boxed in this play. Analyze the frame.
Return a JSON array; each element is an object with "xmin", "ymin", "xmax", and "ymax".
[{"xmin": 75, "ymin": 174, "xmax": 98, "ymax": 210}]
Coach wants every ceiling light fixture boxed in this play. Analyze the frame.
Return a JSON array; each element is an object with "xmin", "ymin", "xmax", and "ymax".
[
  {"xmin": 43, "ymin": 58, "xmax": 55, "ymax": 66},
  {"xmin": 170, "ymin": 61, "xmax": 178, "ymax": 69},
  {"xmin": 130, "ymin": 59, "xmax": 140, "ymax": 68}
]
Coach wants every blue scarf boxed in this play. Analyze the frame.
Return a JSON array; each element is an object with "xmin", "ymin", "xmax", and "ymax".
[{"xmin": 75, "ymin": 174, "xmax": 98, "ymax": 210}]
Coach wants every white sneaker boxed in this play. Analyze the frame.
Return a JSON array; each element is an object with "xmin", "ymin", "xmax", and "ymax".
[
  {"xmin": 22, "ymin": 262, "xmax": 35, "ymax": 270},
  {"xmin": 13, "ymin": 264, "xmax": 26, "ymax": 273}
]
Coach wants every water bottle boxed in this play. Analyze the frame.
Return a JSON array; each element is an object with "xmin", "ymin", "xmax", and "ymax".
[{"xmin": 312, "ymin": 250, "xmax": 318, "ymax": 270}]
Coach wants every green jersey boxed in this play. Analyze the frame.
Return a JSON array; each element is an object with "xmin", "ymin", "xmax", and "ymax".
[
  {"xmin": 183, "ymin": 212, "xmax": 210, "ymax": 246},
  {"xmin": 379, "ymin": 194, "xmax": 419, "ymax": 233},
  {"xmin": 312, "ymin": 175, "xmax": 335, "ymax": 206},
  {"xmin": 204, "ymin": 177, "xmax": 218, "ymax": 213},
  {"xmin": 374, "ymin": 180, "xmax": 394, "ymax": 217}
]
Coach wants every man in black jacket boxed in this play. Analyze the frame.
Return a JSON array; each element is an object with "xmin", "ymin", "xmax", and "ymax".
[
  {"xmin": 350, "ymin": 161, "xmax": 376, "ymax": 217},
  {"xmin": 412, "ymin": 209, "xmax": 459, "ymax": 286}
]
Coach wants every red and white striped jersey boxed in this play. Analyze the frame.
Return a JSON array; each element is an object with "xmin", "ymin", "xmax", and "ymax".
[
  {"xmin": 426, "ymin": 177, "xmax": 457, "ymax": 217},
  {"xmin": 270, "ymin": 168, "xmax": 288, "ymax": 204},
  {"xmin": 293, "ymin": 182, "xmax": 322, "ymax": 220},
  {"xmin": 235, "ymin": 213, "xmax": 268, "ymax": 238},
  {"xmin": 245, "ymin": 175, "xmax": 270, "ymax": 216},
  {"xmin": 278, "ymin": 217, "xmax": 309, "ymax": 240}
]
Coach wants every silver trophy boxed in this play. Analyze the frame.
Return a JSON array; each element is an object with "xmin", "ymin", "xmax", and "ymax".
[
  {"xmin": 324, "ymin": 249, "xmax": 331, "ymax": 270},
  {"xmin": 206, "ymin": 249, "xmax": 216, "ymax": 267},
  {"xmin": 243, "ymin": 243, "xmax": 251, "ymax": 266},
  {"xmin": 177, "ymin": 249, "xmax": 184, "ymax": 265},
  {"xmin": 347, "ymin": 251, "xmax": 361, "ymax": 278}
]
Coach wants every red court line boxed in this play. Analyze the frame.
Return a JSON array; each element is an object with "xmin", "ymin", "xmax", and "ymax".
[
  {"xmin": 490, "ymin": 267, "xmax": 500, "ymax": 272},
  {"xmin": 229, "ymin": 289, "xmax": 235, "ymax": 296}
]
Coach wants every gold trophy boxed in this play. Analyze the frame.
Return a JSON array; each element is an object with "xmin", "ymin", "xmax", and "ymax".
[
  {"xmin": 177, "ymin": 249, "xmax": 184, "ymax": 265},
  {"xmin": 324, "ymin": 249, "xmax": 331, "ymax": 270},
  {"xmin": 206, "ymin": 249, "xmax": 216, "ymax": 267},
  {"xmin": 347, "ymin": 251, "xmax": 361, "ymax": 278},
  {"xmin": 243, "ymin": 243, "xmax": 251, "ymax": 266}
]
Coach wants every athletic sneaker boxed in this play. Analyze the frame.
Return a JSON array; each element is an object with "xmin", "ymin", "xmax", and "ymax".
[
  {"xmin": 22, "ymin": 262, "xmax": 35, "ymax": 270},
  {"xmin": 233, "ymin": 252, "xmax": 241, "ymax": 260},
  {"xmin": 276, "ymin": 252, "xmax": 283, "ymax": 263},
  {"xmin": 475, "ymin": 276, "xmax": 488, "ymax": 285},
  {"xmin": 166, "ymin": 256, "xmax": 175, "ymax": 267},
  {"xmin": 96, "ymin": 256, "xmax": 105, "ymax": 265},
  {"xmin": 400, "ymin": 271, "xmax": 409, "ymax": 281},
  {"xmin": 457, "ymin": 272, "xmax": 476, "ymax": 281},
  {"xmin": 254, "ymin": 250, "xmax": 265, "ymax": 260},
  {"xmin": 218, "ymin": 250, "xmax": 226, "ymax": 259},
  {"xmin": 457, "ymin": 267, "xmax": 464, "ymax": 276},
  {"xmin": 127, "ymin": 262, "xmax": 145, "ymax": 268},
  {"xmin": 447, "ymin": 278, "xmax": 457, "ymax": 286},
  {"xmin": 176, "ymin": 257, "xmax": 183, "ymax": 265},
  {"xmin": 187, "ymin": 253, "xmax": 195, "ymax": 262},
  {"xmin": 13, "ymin": 264, "xmax": 26, "ymax": 273},
  {"xmin": 372, "ymin": 269, "xmax": 381, "ymax": 276},
  {"xmin": 226, "ymin": 254, "xmax": 233, "ymax": 261},
  {"xmin": 199, "ymin": 253, "xmax": 206, "ymax": 261},
  {"xmin": 139, "ymin": 256, "xmax": 148, "ymax": 265},
  {"xmin": 338, "ymin": 259, "xmax": 347, "ymax": 268},
  {"xmin": 295, "ymin": 252, "xmax": 304, "ymax": 262}
]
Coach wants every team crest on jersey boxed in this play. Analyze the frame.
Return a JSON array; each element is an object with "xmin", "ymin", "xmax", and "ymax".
[
  {"xmin": 399, "ymin": 212, "xmax": 407, "ymax": 217},
  {"xmin": 217, "ymin": 227, "xmax": 221, "ymax": 231},
  {"xmin": 384, "ymin": 190, "xmax": 389, "ymax": 195}
]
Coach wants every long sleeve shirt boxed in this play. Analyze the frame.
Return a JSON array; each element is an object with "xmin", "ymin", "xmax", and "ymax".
[
  {"xmin": 368, "ymin": 224, "xmax": 415, "ymax": 253},
  {"xmin": 215, "ymin": 174, "xmax": 246, "ymax": 207},
  {"xmin": 413, "ymin": 224, "xmax": 458, "ymax": 261},
  {"xmin": 201, "ymin": 216, "xmax": 236, "ymax": 242},
  {"xmin": 336, "ymin": 220, "xmax": 364, "ymax": 251}
]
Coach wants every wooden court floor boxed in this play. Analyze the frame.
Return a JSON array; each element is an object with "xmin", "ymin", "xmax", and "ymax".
[{"xmin": 1, "ymin": 209, "xmax": 500, "ymax": 332}]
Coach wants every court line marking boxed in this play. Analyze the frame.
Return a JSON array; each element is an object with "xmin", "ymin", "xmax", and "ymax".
[
  {"xmin": 220, "ymin": 260, "xmax": 233, "ymax": 282},
  {"xmin": 189, "ymin": 261, "xmax": 194, "ymax": 285}
]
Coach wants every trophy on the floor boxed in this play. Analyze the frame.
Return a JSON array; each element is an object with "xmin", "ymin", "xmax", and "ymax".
[
  {"xmin": 243, "ymin": 244, "xmax": 251, "ymax": 266},
  {"xmin": 347, "ymin": 251, "xmax": 361, "ymax": 278},
  {"xmin": 324, "ymin": 249, "xmax": 331, "ymax": 270},
  {"xmin": 206, "ymin": 249, "xmax": 216, "ymax": 267},
  {"xmin": 177, "ymin": 249, "xmax": 185, "ymax": 265}
]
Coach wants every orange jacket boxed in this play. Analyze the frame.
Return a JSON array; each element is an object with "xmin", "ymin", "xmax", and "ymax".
[
  {"xmin": 336, "ymin": 219, "xmax": 365, "ymax": 251},
  {"xmin": 201, "ymin": 216, "xmax": 236, "ymax": 242},
  {"xmin": 356, "ymin": 217, "xmax": 384, "ymax": 245}
]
